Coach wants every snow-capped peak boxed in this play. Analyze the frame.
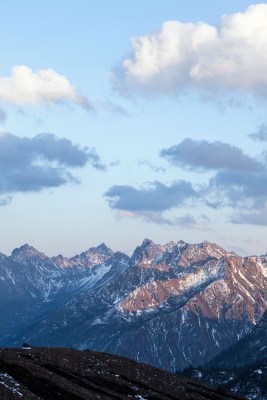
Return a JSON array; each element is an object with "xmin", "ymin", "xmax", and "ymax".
[{"xmin": 11, "ymin": 244, "xmax": 46, "ymax": 259}]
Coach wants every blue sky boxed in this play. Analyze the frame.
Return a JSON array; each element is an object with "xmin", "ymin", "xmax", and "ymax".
[{"xmin": 0, "ymin": 0, "xmax": 267, "ymax": 257}]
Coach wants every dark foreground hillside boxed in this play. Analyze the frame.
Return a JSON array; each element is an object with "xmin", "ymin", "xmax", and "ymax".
[{"xmin": 0, "ymin": 347, "xmax": 244, "ymax": 400}]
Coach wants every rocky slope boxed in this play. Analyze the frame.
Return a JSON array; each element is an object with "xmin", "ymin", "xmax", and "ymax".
[
  {"xmin": 1, "ymin": 239, "xmax": 267, "ymax": 373},
  {"xmin": 182, "ymin": 359, "xmax": 267, "ymax": 400},
  {"xmin": 0, "ymin": 347, "xmax": 245, "ymax": 400},
  {"xmin": 209, "ymin": 310, "xmax": 267, "ymax": 369},
  {"xmin": 0, "ymin": 243, "xmax": 118, "ymax": 342},
  {"xmin": 182, "ymin": 310, "xmax": 267, "ymax": 399}
]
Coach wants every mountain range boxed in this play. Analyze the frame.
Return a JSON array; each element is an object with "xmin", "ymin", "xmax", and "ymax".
[{"xmin": 1, "ymin": 238, "xmax": 267, "ymax": 376}]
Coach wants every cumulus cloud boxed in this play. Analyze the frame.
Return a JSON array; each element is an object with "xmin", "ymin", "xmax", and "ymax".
[
  {"xmin": 105, "ymin": 180, "xmax": 197, "ymax": 212},
  {"xmin": 248, "ymin": 123, "xmax": 267, "ymax": 142},
  {"xmin": 112, "ymin": 4, "xmax": 267, "ymax": 99},
  {"xmin": 0, "ymin": 132, "xmax": 105, "ymax": 198},
  {"xmin": 160, "ymin": 139, "xmax": 262, "ymax": 172},
  {"xmin": 105, "ymin": 181, "xmax": 211, "ymax": 226},
  {"xmin": 209, "ymin": 169, "xmax": 267, "ymax": 208},
  {"xmin": 0, "ymin": 66, "xmax": 92, "ymax": 110}
]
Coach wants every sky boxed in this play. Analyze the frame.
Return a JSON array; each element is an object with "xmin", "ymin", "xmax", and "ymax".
[{"xmin": 0, "ymin": 0, "xmax": 267, "ymax": 257}]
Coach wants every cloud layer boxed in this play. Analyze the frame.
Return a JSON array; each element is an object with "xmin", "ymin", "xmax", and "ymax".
[
  {"xmin": 0, "ymin": 66, "xmax": 91, "ymax": 110},
  {"xmin": 106, "ymin": 136, "xmax": 267, "ymax": 226},
  {"xmin": 112, "ymin": 4, "xmax": 267, "ymax": 99},
  {"xmin": 105, "ymin": 180, "xmax": 200, "ymax": 226},
  {"xmin": 105, "ymin": 180, "xmax": 197, "ymax": 212},
  {"xmin": 0, "ymin": 132, "xmax": 104, "ymax": 197},
  {"xmin": 160, "ymin": 139, "xmax": 262, "ymax": 172}
]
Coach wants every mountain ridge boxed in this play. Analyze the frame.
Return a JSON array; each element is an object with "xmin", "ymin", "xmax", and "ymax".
[
  {"xmin": 0, "ymin": 238, "xmax": 266, "ymax": 374},
  {"xmin": 0, "ymin": 347, "xmax": 245, "ymax": 400}
]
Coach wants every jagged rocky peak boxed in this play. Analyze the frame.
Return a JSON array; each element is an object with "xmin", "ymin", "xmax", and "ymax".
[
  {"xmin": 82, "ymin": 242, "xmax": 113, "ymax": 258},
  {"xmin": 202, "ymin": 240, "xmax": 238, "ymax": 257},
  {"xmin": 163, "ymin": 240, "xmax": 176, "ymax": 251},
  {"xmin": 165, "ymin": 239, "xmax": 184, "ymax": 248},
  {"xmin": 51, "ymin": 253, "xmax": 74, "ymax": 268},
  {"xmin": 11, "ymin": 244, "xmax": 46, "ymax": 259},
  {"xmin": 95, "ymin": 242, "xmax": 111, "ymax": 252},
  {"xmin": 52, "ymin": 243, "xmax": 114, "ymax": 269},
  {"xmin": 131, "ymin": 238, "xmax": 165, "ymax": 266},
  {"xmin": 175, "ymin": 240, "xmax": 233, "ymax": 268},
  {"xmin": 130, "ymin": 238, "xmax": 237, "ymax": 268},
  {"xmin": 68, "ymin": 242, "xmax": 114, "ymax": 268},
  {"xmin": 83, "ymin": 242, "xmax": 113, "ymax": 256},
  {"xmin": 162, "ymin": 240, "xmax": 188, "ymax": 254},
  {"xmin": 141, "ymin": 238, "xmax": 156, "ymax": 247},
  {"xmin": 197, "ymin": 240, "xmax": 228, "ymax": 255}
]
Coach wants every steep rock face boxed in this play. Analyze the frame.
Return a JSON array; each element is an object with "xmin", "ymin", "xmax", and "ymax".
[{"xmin": 4, "ymin": 239, "xmax": 266, "ymax": 373}]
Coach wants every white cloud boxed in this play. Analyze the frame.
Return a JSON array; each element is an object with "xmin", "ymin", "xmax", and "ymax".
[
  {"xmin": 112, "ymin": 4, "xmax": 267, "ymax": 98},
  {"xmin": 0, "ymin": 66, "xmax": 92, "ymax": 110}
]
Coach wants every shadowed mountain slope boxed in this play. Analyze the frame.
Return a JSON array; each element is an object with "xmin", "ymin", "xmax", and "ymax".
[
  {"xmin": 181, "ymin": 311, "xmax": 267, "ymax": 399},
  {"xmin": 209, "ymin": 310, "xmax": 267, "ymax": 369}
]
